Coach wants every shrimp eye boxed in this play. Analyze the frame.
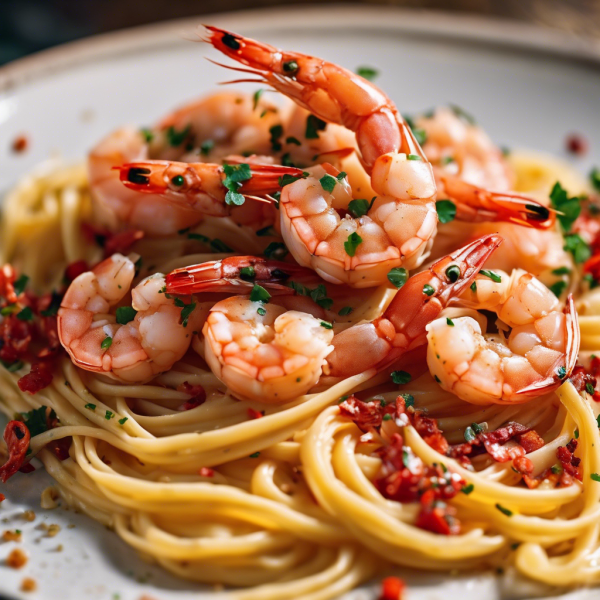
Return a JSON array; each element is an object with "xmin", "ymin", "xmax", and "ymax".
[
  {"xmin": 445, "ymin": 265, "xmax": 460, "ymax": 282},
  {"xmin": 525, "ymin": 203, "xmax": 550, "ymax": 221},
  {"xmin": 127, "ymin": 167, "xmax": 151, "ymax": 185},
  {"xmin": 171, "ymin": 175, "xmax": 185, "ymax": 187},
  {"xmin": 283, "ymin": 60, "xmax": 299, "ymax": 74},
  {"xmin": 222, "ymin": 33, "xmax": 241, "ymax": 50}
]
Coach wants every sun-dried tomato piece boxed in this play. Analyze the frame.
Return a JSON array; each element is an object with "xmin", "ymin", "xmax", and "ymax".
[
  {"xmin": 0, "ymin": 421, "xmax": 31, "ymax": 483},
  {"xmin": 18, "ymin": 361, "xmax": 54, "ymax": 394},
  {"xmin": 379, "ymin": 576, "xmax": 406, "ymax": 600},
  {"xmin": 339, "ymin": 395, "xmax": 385, "ymax": 431},
  {"xmin": 416, "ymin": 489, "xmax": 460, "ymax": 535},
  {"xmin": 0, "ymin": 316, "xmax": 33, "ymax": 363},
  {"xmin": 557, "ymin": 439, "xmax": 581, "ymax": 480}
]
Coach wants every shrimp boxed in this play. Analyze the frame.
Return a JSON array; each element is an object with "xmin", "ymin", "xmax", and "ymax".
[
  {"xmin": 426, "ymin": 269, "xmax": 579, "ymax": 405},
  {"xmin": 204, "ymin": 28, "xmax": 554, "ymax": 287},
  {"xmin": 116, "ymin": 158, "xmax": 302, "ymax": 226},
  {"xmin": 58, "ymin": 254, "xmax": 204, "ymax": 382},
  {"xmin": 88, "ymin": 91, "xmax": 283, "ymax": 235},
  {"xmin": 204, "ymin": 26, "xmax": 438, "ymax": 287},
  {"xmin": 165, "ymin": 235, "xmax": 502, "ymax": 401}
]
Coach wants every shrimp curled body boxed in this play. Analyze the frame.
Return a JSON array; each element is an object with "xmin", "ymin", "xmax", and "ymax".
[
  {"xmin": 58, "ymin": 254, "xmax": 201, "ymax": 382},
  {"xmin": 426, "ymin": 269, "xmax": 579, "ymax": 405}
]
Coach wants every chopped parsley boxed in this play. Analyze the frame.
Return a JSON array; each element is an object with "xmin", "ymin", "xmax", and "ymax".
[
  {"xmin": 252, "ymin": 89, "xmax": 264, "ymax": 110},
  {"xmin": 591, "ymin": 473, "xmax": 600, "ymax": 482},
  {"xmin": 84, "ymin": 403, "xmax": 96, "ymax": 411},
  {"xmin": 563, "ymin": 233, "xmax": 591, "ymax": 263},
  {"xmin": 16, "ymin": 306, "xmax": 33, "ymax": 321},
  {"xmin": 118, "ymin": 417, "xmax": 128, "ymax": 426},
  {"xmin": 348, "ymin": 197, "xmax": 376, "ymax": 218},
  {"xmin": 173, "ymin": 298, "xmax": 196, "ymax": 327},
  {"xmin": 257, "ymin": 306, "xmax": 266, "ymax": 316},
  {"xmin": 446, "ymin": 318, "xmax": 454, "ymax": 326},
  {"xmin": 269, "ymin": 124, "xmax": 283, "ymax": 152},
  {"xmin": 249, "ymin": 452, "xmax": 261, "ymax": 458},
  {"xmin": 591, "ymin": 167, "xmax": 600, "ymax": 192},
  {"xmin": 423, "ymin": 284, "xmax": 435, "ymax": 296},
  {"xmin": 387, "ymin": 267, "xmax": 408, "ymax": 289},
  {"xmin": 470, "ymin": 282, "xmax": 477, "ymax": 292},
  {"xmin": 495, "ymin": 503, "xmax": 513, "ymax": 517},
  {"xmin": 338, "ymin": 306, "xmax": 353, "ymax": 316},
  {"xmin": 461, "ymin": 483, "xmax": 474, "ymax": 495},
  {"xmin": 320, "ymin": 321, "xmax": 333, "ymax": 330},
  {"xmin": 479, "ymin": 269, "xmax": 502, "ymax": 283},
  {"xmin": 382, "ymin": 413, "xmax": 392, "ymax": 421},
  {"xmin": 101, "ymin": 336, "xmax": 113, "ymax": 350},
  {"xmin": 286, "ymin": 136, "xmax": 301, "ymax": 146},
  {"xmin": 115, "ymin": 306, "xmax": 137, "ymax": 325},
  {"xmin": 549, "ymin": 181, "xmax": 581, "ymax": 232},
  {"xmin": 436, "ymin": 199, "xmax": 457, "ymax": 224},
  {"xmin": 407, "ymin": 154, "xmax": 422, "ymax": 161},
  {"xmin": 1, "ymin": 360, "xmax": 24, "ymax": 372},
  {"xmin": 552, "ymin": 267, "xmax": 571, "ymax": 276},
  {"xmin": 250, "ymin": 284, "xmax": 271, "ymax": 303},
  {"xmin": 264, "ymin": 242, "xmax": 289, "ymax": 260},
  {"xmin": 140, "ymin": 128, "xmax": 153, "ymax": 143},
  {"xmin": 21, "ymin": 406, "xmax": 56, "ymax": 437},
  {"xmin": 40, "ymin": 291, "xmax": 62, "ymax": 317},
  {"xmin": 165, "ymin": 124, "xmax": 191, "ymax": 147},
  {"xmin": 287, "ymin": 282, "xmax": 333, "ymax": 310},
  {"xmin": 556, "ymin": 366, "xmax": 567, "ymax": 379},
  {"xmin": 105, "ymin": 411, "xmax": 114, "ymax": 420},
  {"xmin": 356, "ymin": 66, "xmax": 379, "ymax": 81},
  {"xmin": 574, "ymin": 428, "xmax": 579, "ymax": 439},
  {"xmin": 278, "ymin": 173, "xmax": 306, "ymax": 188},
  {"xmin": 549, "ymin": 280, "xmax": 567, "ymax": 298},
  {"xmin": 320, "ymin": 173, "xmax": 338, "ymax": 193},
  {"xmin": 344, "ymin": 232, "xmax": 363, "ymax": 257},
  {"xmin": 223, "ymin": 163, "xmax": 252, "ymax": 206},
  {"xmin": 200, "ymin": 139, "xmax": 214, "ymax": 156},
  {"xmin": 13, "ymin": 274, "xmax": 29, "ymax": 296},
  {"xmin": 239, "ymin": 266, "xmax": 256, "ymax": 281},
  {"xmin": 305, "ymin": 114, "xmax": 327, "ymax": 139},
  {"xmin": 391, "ymin": 370, "xmax": 411, "ymax": 385},
  {"xmin": 399, "ymin": 393, "xmax": 414, "ymax": 408}
]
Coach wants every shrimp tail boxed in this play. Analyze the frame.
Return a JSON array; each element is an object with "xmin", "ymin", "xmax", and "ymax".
[
  {"xmin": 327, "ymin": 234, "xmax": 503, "ymax": 376},
  {"xmin": 516, "ymin": 294, "xmax": 580, "ymax": 397},
  {"xmin": 441, "ymin": 176, "xmax": 556, "ymax": 229},
  {"xmin": 165, "ymin": 256, "xmax": 318, "ymax": 296}
]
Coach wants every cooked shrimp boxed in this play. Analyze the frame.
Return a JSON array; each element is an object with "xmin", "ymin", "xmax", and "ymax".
[
  {"xmin": 88, "ymin": 91, "xmax": 282, "ymax": 235},
  {"xmin": 205, "ymin": 26, "xmax": 438, "ymax": 287},
  {"xmin": 116, "ymin": 158, "xmax": 301, "ymax": 228},
  {"xmin": 58, "ymin": 254, "xmax": 203, "ymax": 382},
  {"xmin": 426, "ymin": 269, "xmax": 579, "ymax": 405},
  {"xmin": 165, "ymin": 235, "xmax": 502, "ymax": 401}
]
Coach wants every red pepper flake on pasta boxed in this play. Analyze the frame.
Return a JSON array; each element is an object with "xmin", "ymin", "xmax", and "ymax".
[
  {"xmin": 565, "ymin": 133, "xmax": 588, "ymax": 155},
  {"xmin": 379, "ymin": 576, "xmax": 406, "ymax": 600},
  {"xmin": 247, "ymin": 408, "xmax": 264, "ymax": 419},
  {"xmin": 11, "ymin": 134, "xmax": 29, "ymax": 154},
  {"xmin": 199, "ymin": 467, "xmax": 215, "ymax": 478},
  {"xmin": 177, "ymin": 382, "xmax": 206, "ymax": 411},
  {"xmin": 0, "ymin": 421, "xmax": 31, "ymax": 483},
  {"xmin": 557, "ymin": 438, "xmax": 582, "ymax": 481}
]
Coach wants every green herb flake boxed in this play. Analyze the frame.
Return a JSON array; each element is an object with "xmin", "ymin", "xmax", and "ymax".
[
  {"xmin": 338, "ymin": 306, "xmax": 353, "ymax": 316},
  {"xmin": 464, "ymin": 426, "xmax": 477, "ymax": 443},
  {"xmin": 344, "ymin": 232, "xmax": 363, "ymax": 257},
  {"xmin": 591, "ymin": 473, "xmax": 600, "ymax": 482},
  {"xmin": 591, "ymin": 168, "xmax": 600, "ymax": 192},
  {"xmin": 118, "ymin": 417, "xmax": 128, "ymax": 426},
  {"xmin": 180, "ymin": 302, "xmax": 196, "ymax": 328},
  {"xmin": 286, "ymin": 136, "xmax": 301, "ymax": 146},
  {"xmin": 101, "ymin": 336, "xmax": 113, "ymax": 350},
  {"xmin": 391, "ymin": 370, "xmax": 411, "ymax": 385},
  {"xmin": 240, "ymin": 266, "xmax": 256, "ymax": 281},
  {"xmin": 550, "ymin": 181, "xmax": 581, "ymax": 232},
  {"xmin": 479, "ymin": 269, "xmax": 502, "ymax": 283},
  {"xmin": 470, "ymin": 282, "xmax": 477, "ymax": 293},
  {"xmin": 320, "ymin": 321, "xmax": 333, "ymax": 330},
  {"xmin": 563, "ymin": 233, "xmax": 591, "ymax": 264},
  {"xmin": 446, "ymin": 318, "xmax": 454, "ymax": 326},
  {"xmin": 264, "ymin": 242, "xmax": 289, "ymax": 260},
  {"xmin": 305, "ymin": 115, "xmax": 327, "ymax": 139},
  {"xmin": 461, "ymin": 483, "xmax": 474, "ymax": 495},
  {"xmin": 356, "ymin": 66, "xmax": 379, "ymax": 81},
  {"xmin": 574, "ymin": 428, "xmax": 579, "ymax": 439},
  {"xmin": 348, "ymin": 198, "xmax": 375, "ymax": 218},
  {"xmin": 140, "ymin": 128, "xmax": 154, "ymax": 143},
  {"xmin": 249, "ymin": 452, "xmax": 261, "ymax": 458},
  {"xmin": 495, "ymin": 503, "xmax": 513, "ymax": 517},
  {"xmin": 223, "ymin": 162, "xmax": 252, "ymax": 206},
  {"xmin": 252, "ymin": 89, "xmax": 264, "ymax": 110},
  {"xmin": 116, "ymin": 306, "xmax": 137, "ymax": 325},
  {"xmin": 20, "ymin": 406, "xmax": 57, "ymax": 437},
  {"xmin": 552, "ymin": 267, "xmax": 571, "ymax": 276},
  {"xmin": 319, "ymin": 173, "xmax": 337, "ymax": 193},
  {"xmin": 387, "ymin": 267, "xmax": 408, "ymax": 289},
  {"xmin": 549, "ymin": 280, "xmax": 567, "ymax": 298},
  {"xmin": 551, "ymin": 464, "xmax": 562, "ymax": 474},
  {"xmin": 435, "ymin": 200, "xmax": 456, "ymax": 223},
  {"xmin": 166, "ymin": 124, "xmax": 191, "ymax": 148},
  {"xmin": 105, "ymin": 410, "xmax": 114, "ymax": 420},
  {"xmin": 16, "ymin": 306, "xmax": 34, "ymax": 321},
  {"xmin": 2, "ymin": 360, "xmax": 24, "ymax": 372},
  {"xmin": 13, "ymin": 274, "xmax": 29, "ymax": 296},
  {"xmin": 557, "ymin": 365, "xmax": 567, "ymax": 379},
  {"xmin": 423, "ymin": 284, "xmax": 435, "ymax": 296},
  {"xmin": 269, "ymin": 124, "xmax": 284, "ymax": 152},
  {"xmin": 200, "ymin": 139, "xmax": 214, "ymax": 156},
  {"xmin": 399, "ymin": 393, "xmax": 414, "ymax": 408},
  {"xmin": 407, "ymin": 154, "xmax": 422, "ymax": 161},
  {"xmin": 85, "ymin": 403, "xmax": 96, "ymax": 411},
  {"xmin": 257, "ymin": 306, "xmax": 266, "ymax": 316},
  {"xmin": 250, "ymin": 284, "xmax": 271, "ymax": 304},
  {"xmin": 382, "ymin": 413, "xmax": 392, "ymax": 421}
]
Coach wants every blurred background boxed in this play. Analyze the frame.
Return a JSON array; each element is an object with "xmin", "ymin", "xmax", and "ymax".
[{"xmin": 1, "ymin": 0, "xmax": 600, "ymax": 66}]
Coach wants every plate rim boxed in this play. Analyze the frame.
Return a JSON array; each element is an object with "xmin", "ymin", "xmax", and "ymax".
[{"xmin": 1, "ymin": 3, "xmax": 600, "ymax": 93}]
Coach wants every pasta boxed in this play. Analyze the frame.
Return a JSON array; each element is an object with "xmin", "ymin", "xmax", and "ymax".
[{"xmin": 1, "ymin": 27, "xmax": 600, "ymax": 600}]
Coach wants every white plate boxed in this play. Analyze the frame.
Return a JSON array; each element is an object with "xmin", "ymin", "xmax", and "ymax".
[{"xmin": 1, "ymin": 6, "xmax": 599, "ymax": 600}]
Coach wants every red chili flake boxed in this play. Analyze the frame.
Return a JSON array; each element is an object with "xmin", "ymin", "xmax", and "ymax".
[
  {"xmin": 412, "ymin": 410, "xmax": 449, "ymax": 455},
  {"xmin": 11, "ymin": 134, "xmax": 29, "ymax": 154},
  {"xmin": 565, "ymin": 133, "xmax": 588, "ymax": 155},
  {"xmin": 415, "ymin": 489, "xmax": 460, "ymax": 535},
  {"xmin": 177, "ymin": 382, "xmax": 206, "ymax": 411},
  {"xmin": 379, "ymin": 576, "xmax": 406, "ymax": 600},
  {"xmin": 199, "ymin": 467, "xmax": 215, "ymax": 478},
  {"xmin": 18, "ymin": 361, "xmax": 54, "ymax": 394},
  {"xmin": 64, "ymin": 260, "xmax": 89, "ymax": 283},
  {"xmin": 247, "ymin": 408, "xmax": 264, "ymax": 419},
  {"xmin": 0, "ymin": 421, "xmax": 31, "ymax": 483},
  {"xmin": 557, "ymin": 439, "xmax": 582, "ymax": 480},
  {"xmin": 49, "ymin": 437, "xmax": 71, "ymax": 462},
  {"xmin": 339, "ymin": 394, "xmax": 388, "ymax": 431},
  {"xmin": 0, "ymin": 493, "xmax": 5, "ymax": 502},
  {"xmin": 516, "ymin": 430, "xmax": 545, "ymax": 453}
]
